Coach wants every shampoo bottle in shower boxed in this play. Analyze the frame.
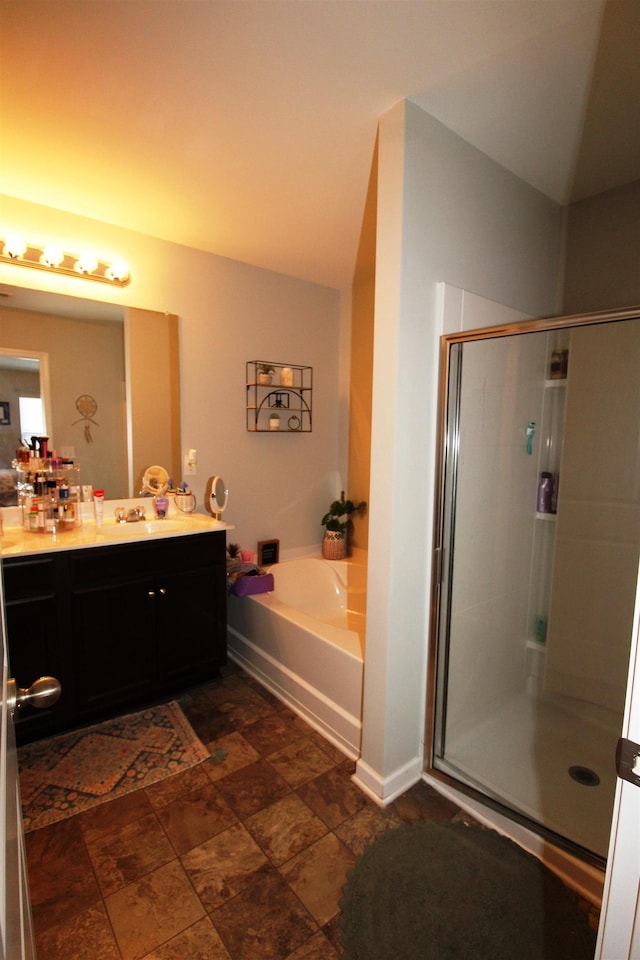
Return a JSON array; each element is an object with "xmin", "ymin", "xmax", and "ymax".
[{"xmin": 537, "ymin": 473, "xmax": 553, "ymax": 513}]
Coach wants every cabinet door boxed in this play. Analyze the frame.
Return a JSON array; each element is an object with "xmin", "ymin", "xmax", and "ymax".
[
  {"xmin": 70, "ymin": 576, "xmax": 157, "ymax": 717},
  {"xmin": 156, "ymin": 564, "xmax": 226, "ymax": 689},
  {"xmin": 3, "ymin": 556, "xmax": 69, "ymax": 743}
]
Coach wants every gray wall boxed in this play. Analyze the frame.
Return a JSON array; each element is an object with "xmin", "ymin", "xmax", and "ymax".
[{"xmin": 563, "ymin": 179, "xmax": 640, "ymax": 314}]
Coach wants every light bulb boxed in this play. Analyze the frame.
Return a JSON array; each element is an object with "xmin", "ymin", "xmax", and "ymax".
[
  {"xmin": 75, "ymin": 252, "xmax": 98, "ymax": 274},
  {"xmin": 3, "ymin": 235, "xmax": 27, "ymax": 259},
  {"xmin": 105, "ymin": 259, "xmax": 130, "ymax": 282},
  {"xmin": 40, "ymin": 244, "xmax": 64, "ymax": 268}
]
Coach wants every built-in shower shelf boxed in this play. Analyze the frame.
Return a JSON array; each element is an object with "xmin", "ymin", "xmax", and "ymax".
[
  {"xmin": 535, "ymin": 512, "xmax": 557, "ymax": 522},
  {"xmin": 526, "ymin": 638, "xmax": 546, "ymax": 652},
  {"xmin": 544, "ymin": 378, "xmax": 567, "ymax": 389}
]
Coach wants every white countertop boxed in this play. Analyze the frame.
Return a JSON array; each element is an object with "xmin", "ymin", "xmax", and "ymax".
[{"xmin": 0, "ymin": 499, "xmax": 234, "ymax": 558}]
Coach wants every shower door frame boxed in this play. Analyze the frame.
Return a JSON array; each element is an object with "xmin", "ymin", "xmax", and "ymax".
[{"xmin": 425, "ymin": 304, "xmax": 640, "ymax": 869}]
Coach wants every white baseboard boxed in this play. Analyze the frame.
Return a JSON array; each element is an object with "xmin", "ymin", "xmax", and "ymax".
[{"xmin": 353, "ymin": 754, "xmax": 423, "ymax": 806}]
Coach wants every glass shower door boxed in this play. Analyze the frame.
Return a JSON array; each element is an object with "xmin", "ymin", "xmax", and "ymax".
[{"xmin": 431, "ymin": 314, "xmax": 640, "ymax": 865}]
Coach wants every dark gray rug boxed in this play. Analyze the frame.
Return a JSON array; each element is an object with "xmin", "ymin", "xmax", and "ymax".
[{"xmin": 340, "ymin": 821, "xmax": 597, "ymax": 960}]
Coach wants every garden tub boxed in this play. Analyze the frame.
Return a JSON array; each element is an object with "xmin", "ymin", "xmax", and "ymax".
[{"xmin": 227, "ymin": 556, "xmax": 366, "ymax": 757}]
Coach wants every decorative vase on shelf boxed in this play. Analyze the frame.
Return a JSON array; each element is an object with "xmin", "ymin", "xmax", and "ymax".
[
  {"xmin": 280, "ymin": 367, "xmax": 294, "ymax": 387},
  {"xmin": 322, "ymin": 529, "xmax": 346, "ymax": 560}
]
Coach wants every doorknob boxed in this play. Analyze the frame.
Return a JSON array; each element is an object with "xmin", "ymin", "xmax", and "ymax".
[{"xmin": 7, "ymin": 676, "xmax": 61, "ymax": 716}]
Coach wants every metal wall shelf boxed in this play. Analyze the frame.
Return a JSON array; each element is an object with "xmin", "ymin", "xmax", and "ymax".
[{"xmin": 246, "ymin": 361, "xmax": 313, "ymax": 432}]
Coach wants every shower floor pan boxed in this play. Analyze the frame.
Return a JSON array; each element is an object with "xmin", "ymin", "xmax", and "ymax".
[{"xmin": 436, "ymin": 688, "xmax": 619, "ymax": 860}]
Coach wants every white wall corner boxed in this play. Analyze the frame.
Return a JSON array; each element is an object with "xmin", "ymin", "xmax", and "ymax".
[
  {"xmin": 353, "ymin": 753, "xmax": 424, "ymax": 807},
  {"xmin": 436, "ymin": 280, "xmax": 463, "ymax": 335}
]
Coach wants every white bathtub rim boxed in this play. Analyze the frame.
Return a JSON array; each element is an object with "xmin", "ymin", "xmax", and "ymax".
[{"xmin": 261, "ymin": 554, "xmax": 367, "ymax": 653}]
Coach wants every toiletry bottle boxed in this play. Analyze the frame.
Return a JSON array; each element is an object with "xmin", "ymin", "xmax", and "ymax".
[
  {"xmin": 537, "ymin": 473, "xmax": 553, "ymax": 513},
  {"xmin": 45, "ymin": 479, "xmax": 58, "ymax": 532},
  {"xmin": 551, "ymin": 473, "xmax": 559, "ymax": 514},
  {"xmin": 94, "ymin": 489, "xmax": 105, "ymax": 526},
  {"xmin": 36, "ymin": 497, "xmax": 45, "ymax": 530}
]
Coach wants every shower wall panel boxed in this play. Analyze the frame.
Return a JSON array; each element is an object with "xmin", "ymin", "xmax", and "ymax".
[
  {"xmin": 545, "ymin": 320, "xmax": 640, "ymax": 713},
  {"xmin": 446, "ymin": 333, "xmax": 547, "ymax": 742}
]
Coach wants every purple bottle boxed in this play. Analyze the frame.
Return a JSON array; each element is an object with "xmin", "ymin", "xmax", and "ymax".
[{"xmin": 537, "ymin": 473, "xmax": 553, "ymax": 513}]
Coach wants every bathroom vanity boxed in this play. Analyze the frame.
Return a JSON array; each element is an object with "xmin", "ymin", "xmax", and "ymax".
[{"xmin": 2, "ymin": 510, "xmax": 230, "ymax": 744}]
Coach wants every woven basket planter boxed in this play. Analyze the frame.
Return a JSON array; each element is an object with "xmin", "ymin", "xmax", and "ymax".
[{"xmin": 322, "ymin": 530, "xmax": 346, "ymax": 560}]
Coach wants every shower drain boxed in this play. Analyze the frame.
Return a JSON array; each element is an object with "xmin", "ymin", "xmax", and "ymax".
[{"xmin": 568, "ymin": 765, "xmax": 600, "ymax": 787}]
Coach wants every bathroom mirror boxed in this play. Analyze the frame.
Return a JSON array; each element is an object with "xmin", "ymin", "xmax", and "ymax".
[
  {"xmin": 0, "ymin": 285, "xmax": 180, "ymax": 501},
  {"xmin": 429, "ymin": 305, "xmax": 640, "ymax": 866}
]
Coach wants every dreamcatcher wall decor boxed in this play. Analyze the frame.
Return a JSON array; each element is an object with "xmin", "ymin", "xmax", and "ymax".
[{"xmin": 73, "ymin": 394, "xmax": 99, "ymax": 443}]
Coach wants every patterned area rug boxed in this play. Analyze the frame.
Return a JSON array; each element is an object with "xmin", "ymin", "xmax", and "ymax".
[{"xmin": 18, "ymin": 701, "xmax": 209, "ymax": 832}]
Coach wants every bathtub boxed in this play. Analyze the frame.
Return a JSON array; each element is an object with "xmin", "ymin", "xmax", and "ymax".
[{"xmin": 227, "ymin": 556, "xmax": 366, "ymax": 758}]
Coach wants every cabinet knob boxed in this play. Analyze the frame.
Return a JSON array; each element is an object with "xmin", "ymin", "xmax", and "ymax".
[
  {"xmin": 159, "ymin": 587, "xmax": 167, "ymax": 596},
  {"xmin": 148, "ymin": 589, "xmax": 155, "ymax": 598}
]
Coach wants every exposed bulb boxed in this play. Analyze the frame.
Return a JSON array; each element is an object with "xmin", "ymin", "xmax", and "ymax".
[
  {"xmin": 74, "ymin": 252, "xmax": 98, "ymax": 274},
  {"xmin": 40, "ymin": 244, "xmax": 64, "ymax": 268},
  {"xmin": 105, "ymin": 259, "xmax": 130, "ymax": 282},
  {"xmin": 3, "ymin": 235, "xmax": 27, "ymax": 259}
]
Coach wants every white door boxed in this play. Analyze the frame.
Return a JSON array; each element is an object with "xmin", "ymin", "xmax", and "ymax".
[
  {"xmin": 596, "ymin": 562, "xmax": 640, "ymax": 959},
  {"xmin": 0, "ymin": 568, "xmax": 36, "ymax": 960}
]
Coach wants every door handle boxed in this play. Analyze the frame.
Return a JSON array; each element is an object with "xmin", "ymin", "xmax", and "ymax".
[
  {"xmin": 616, "ymin": 737, "xmax": 640, "ymax": 787},
  {"xmin": 7, "ymin": 676, "xmax": 62, "ymax": 717}
]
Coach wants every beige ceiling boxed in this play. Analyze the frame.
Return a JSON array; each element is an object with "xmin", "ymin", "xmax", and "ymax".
[{"xmin": 1, "ymin": 1, "xmax": 638, "ymax": 290}]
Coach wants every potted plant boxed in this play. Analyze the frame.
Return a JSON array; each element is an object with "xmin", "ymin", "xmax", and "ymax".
[
  {"xmin": 321, "ymin": 490, "xmax": 366, "ymax": 559},
  {"xmin": 257, "ymin": 363, "xmax": 275, "ymax": 385}
]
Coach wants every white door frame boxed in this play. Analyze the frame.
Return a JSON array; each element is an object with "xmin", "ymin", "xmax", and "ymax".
[{"xmin": 595, "ymin": 559, "xmax": 640, "ymax": 959}]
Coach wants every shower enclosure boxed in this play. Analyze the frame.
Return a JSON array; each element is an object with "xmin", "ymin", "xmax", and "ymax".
[{"xmin": 428, "ymin": 306, "xmax": 640, "ymax": 866}]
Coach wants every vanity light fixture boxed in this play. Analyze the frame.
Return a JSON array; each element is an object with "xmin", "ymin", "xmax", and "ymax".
[{"xmin": 0, "ymin": 235, "xmax": 131, "ymax": 287}]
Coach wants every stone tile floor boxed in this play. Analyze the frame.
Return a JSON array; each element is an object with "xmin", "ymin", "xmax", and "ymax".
[{"xmin": 25, "ymin": 662, "xmax": 599, "ymax": 959}]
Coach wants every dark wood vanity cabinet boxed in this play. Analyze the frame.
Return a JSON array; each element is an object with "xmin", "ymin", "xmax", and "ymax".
[{"xmin": 3, "ymin": 531, "xmax": 227, "ymax": 743}]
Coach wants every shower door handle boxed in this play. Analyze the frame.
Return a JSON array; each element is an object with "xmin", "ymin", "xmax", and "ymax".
[{"xmin": 615, "ymin": 737, "xmax": 640, "ymax": 787}]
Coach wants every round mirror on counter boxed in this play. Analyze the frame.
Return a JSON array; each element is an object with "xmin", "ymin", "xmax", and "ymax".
[
  {"xmin": 141, "ymin": 464, "xmax": 169, "ymax": 496},
  {"xmin": 209, "ymin": 475, "xmax": 228, "ymax": 519}
]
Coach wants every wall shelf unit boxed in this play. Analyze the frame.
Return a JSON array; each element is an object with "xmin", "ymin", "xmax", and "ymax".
[{"xmin": 246, "ymin": 361, "xmax": 313, "ymax": 432}]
